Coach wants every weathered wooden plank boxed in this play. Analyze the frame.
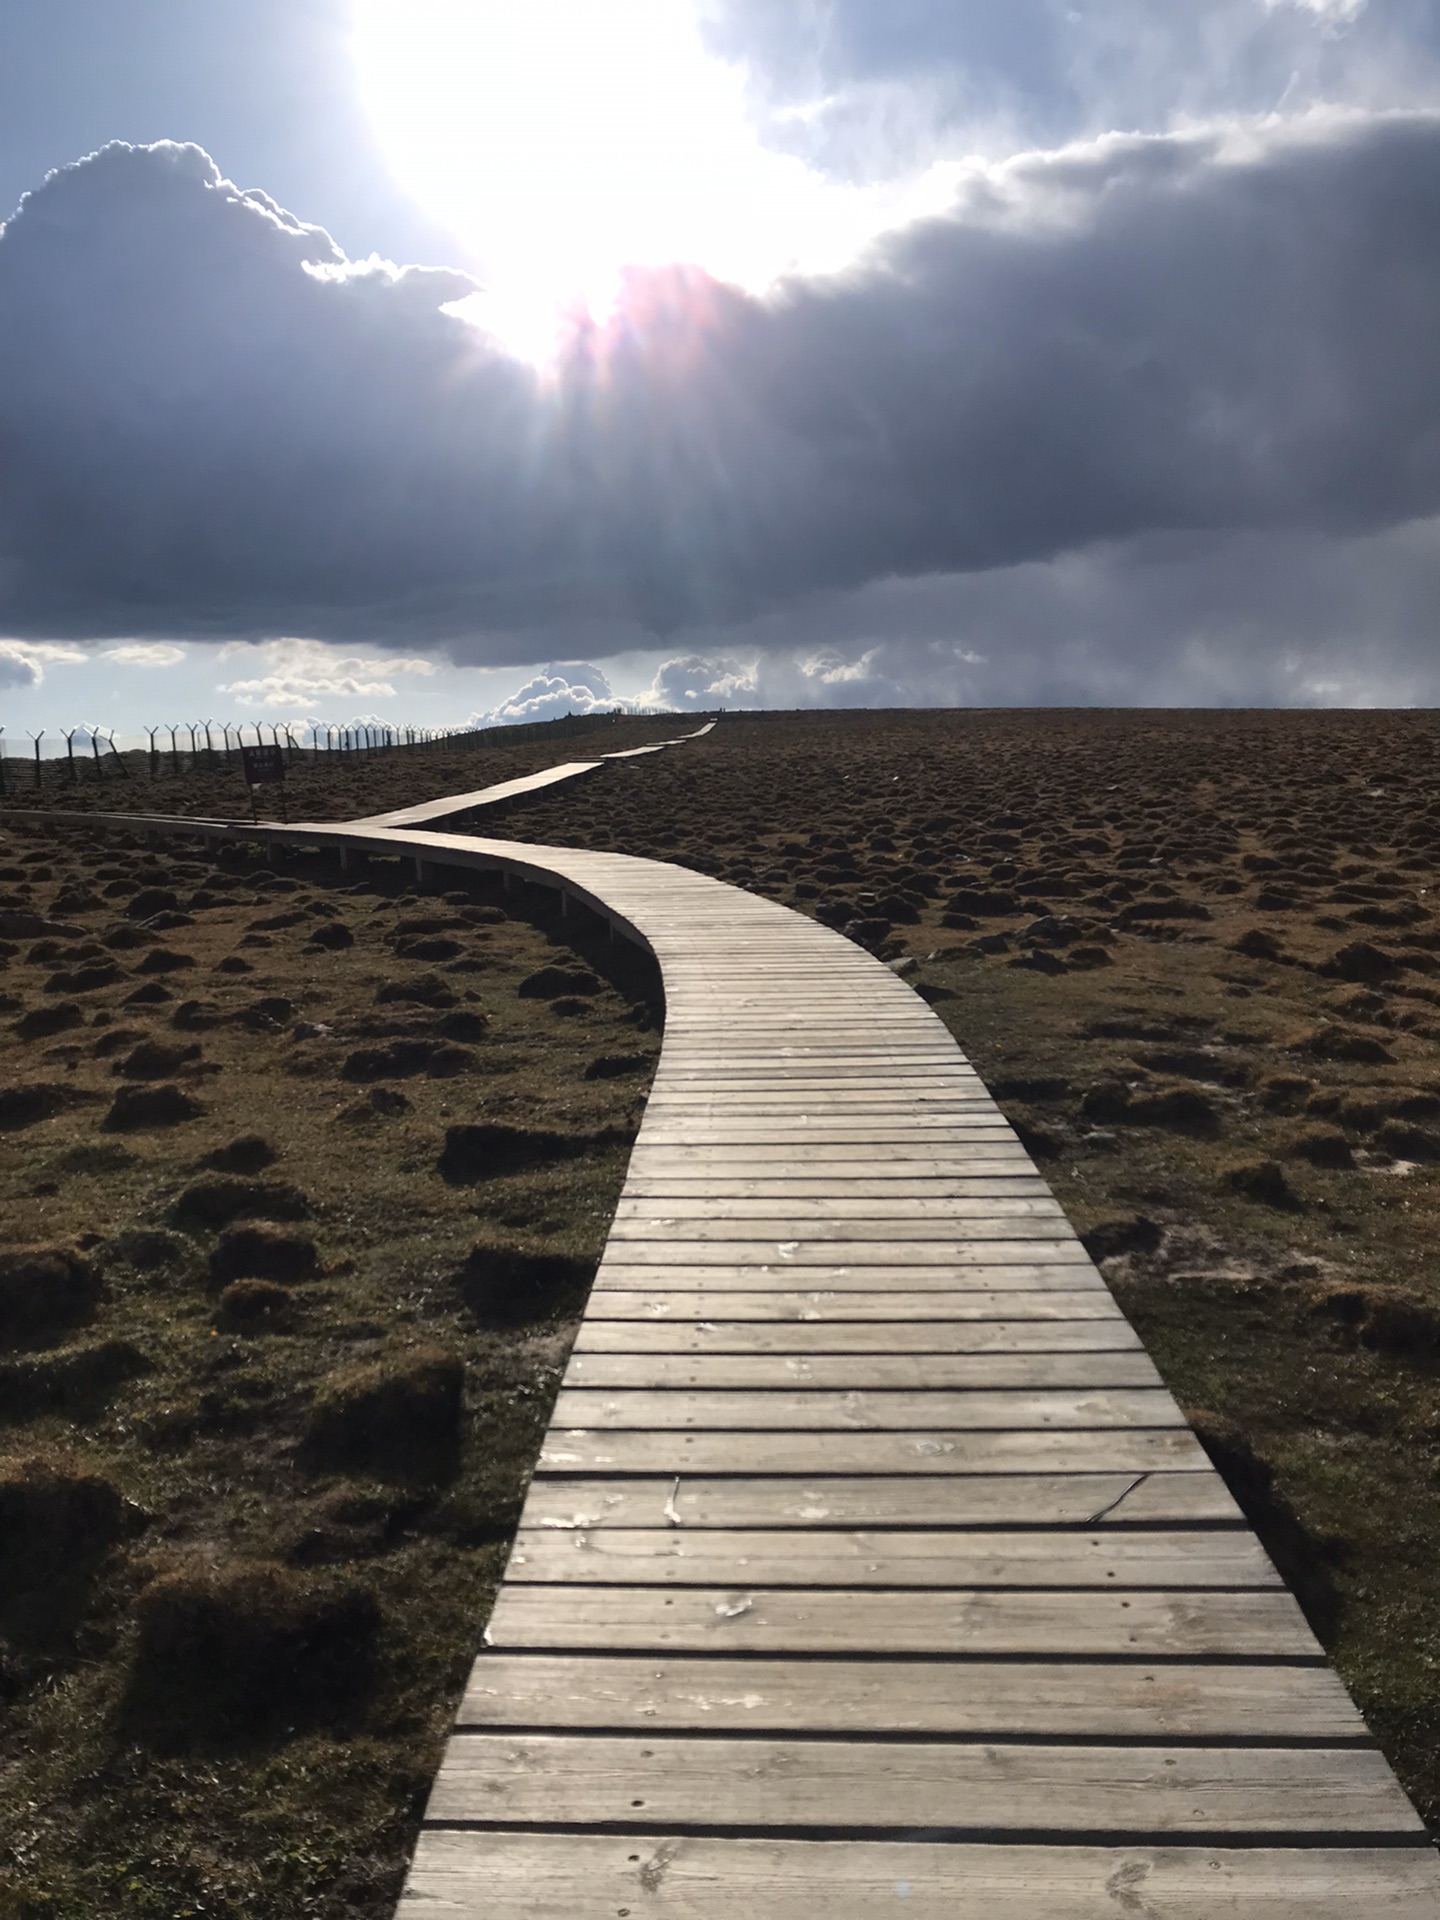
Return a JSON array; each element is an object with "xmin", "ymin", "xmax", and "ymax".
[
  {"xmin": 646, "ymin": 1098, "xmax": 996, "ymax": 1112},
  {"xmin": 506, "ymin": 1526, "xmax": 1280, "ymax": 1588},
  {"xmin": 625, "ymin": 1144, "xmax": 1029, "ymax": 1159},
  {"xmin": 585, "ymin": 1291, "xmax": 1126, "ymax": 1322},
  {"xmin": 654, "ymin": 1087, "xmax": 996, "ymax": 1102},
  {"xmin": 653, "ymin": 1008, "xmax": 942, "ymax": 1019},
  {"xmin": 404, "ymin": 1831, "xmax": 1440, "ymax": 1919},
  {"xmin": 640, "ymin": 1109, "xmax": 1013, "ymax": 1123},
  {"xmin": 659, "ymin": 1055, "xmax": 976, "ymax": 1068},
  {"xmin": 486, "ymin": 1584, "xmax": 1316, "ymax": 1658},
  {"xmin": 659, "ymin": 1075, "xmax": 986, "ymax": 1088},
  {"xmin": 563, "ymin": 1351, "xmax": 1162, "ymax": 1389},
  {"xmin": 455, "ymin": 1652, "xmax": 1359, "ymax": 1738},
  {"xmin": 657, "ymin": 1060, "xmax": 978, "ymax": 1075},
  {"xmin": 571, "ymin": 1318, "xmax": 1143, "ymax": 1354},
  {"xmin": 549, "ymin": 1387, "xmax": 1184, "ymax": 1431},
  {"xmin": 654, "ymin": 1019, "xmax": 953, "ymax": 1028},
  {"xmin": 612, "ymin": 1196, "xmax": 1067, "ymax": 1221},
  {"xmin": 632, "ymin": 1130, "xmax": 1023, "ymax": 1147},
  {"xmin": 659, "ymin": 1040, "xmax": 973, "ymax": 1053},
  {"xmin": 600, "ymin": 1237, "xmax": 1088, "ymax": 1260},
  {"xmin": 520, "ymin": 1472, "xmax": 1243, "ymax": 1530},
  {"xmin": 644, "ymin": 1090, "xmax": 993, "ymax": 1106},
  {"xmin": 645, "ymin": 1102, "xmax": 1000, "ymax": 1118},
  {"xmin": 425, "ymin": 1733, "xmax": 1411, "ymax": 1834},
  {"xmin": 603, "ymin": 1245, "xmax": 1089, "ymax": 1272},
  {"xmin": 623, "ymin": 1178, "xmax": 1053, "ymax": 1198},
  {"xmin": 594, "ymin": 1261, "xmax": 1099, "ymax": 1288},
  {"xmin": 535, "ymin": 1429, "xmax": 1211, "ymax": 1475},
  {"xmin": 634, "ymin": 1133, "xmax": 1025, "ymax": 1150},
  {"xmin": 602, "ymin": 1221, "xmax": 1075, "ymax": 1251}
]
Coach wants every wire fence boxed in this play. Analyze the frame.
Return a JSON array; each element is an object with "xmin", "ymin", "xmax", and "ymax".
[{"xmin": 0, "ymin": 708, "xmax": 679, "ymax": 794}]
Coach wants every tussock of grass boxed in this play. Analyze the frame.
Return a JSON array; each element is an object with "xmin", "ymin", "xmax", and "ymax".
[
  {"xmin": 0, "ymin": 1245, "xmax": 102, "ymax": 1345},
  {"xmin": 302, "ymin": 1347, "xmax": 466, "ymax": 1479}
]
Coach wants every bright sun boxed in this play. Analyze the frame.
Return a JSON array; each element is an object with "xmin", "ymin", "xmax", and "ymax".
[{"xmin": 349, "ymin": 0, "xmax": 920, "ymax": 361}]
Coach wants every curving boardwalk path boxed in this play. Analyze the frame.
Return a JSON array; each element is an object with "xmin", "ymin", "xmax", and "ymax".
[
  {"xmin": 7, "ymin": 792, "xmax": 1438, "ymax": 1914},
  {"xmin": 355, "ymin": 718, "xmax": 715, "ymax": 828}
]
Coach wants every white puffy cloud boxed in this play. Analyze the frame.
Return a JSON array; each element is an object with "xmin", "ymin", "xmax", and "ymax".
[
  {"xmin": 636, "ymin": 655, "xmax": 755, "ymax": 706},
  {"xmin": 474, "ymin": 664, "xmax": 623, "ymax": 725},
  {"xmin": 101, "ymin": 642, "xmax": 187, "ymax": 666}
]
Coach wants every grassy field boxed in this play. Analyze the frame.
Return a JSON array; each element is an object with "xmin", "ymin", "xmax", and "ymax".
[
  {"xmin": 5, "ymin": 703, "xmax": 1440, "ymax": 1914},
  {"xmin": 0, "ymin": 815, "xmax": 660, "ymax": 1918}
]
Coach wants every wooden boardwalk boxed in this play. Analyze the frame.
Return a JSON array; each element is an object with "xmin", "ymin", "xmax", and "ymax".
[
  {"xmin": 355, "ymin": 759, "xmax": 603, "ymax": 826},
  {"xmin": 9, "ymin": 796, "xmax": 1438, "ymax": 1914},
  {"xmin": 380, "ymin": 833, "xmax": 1440, "ymax": 1917},
  {"xmin": 358, "ymin": 719, "xmax": 716, "ymax": 826}
]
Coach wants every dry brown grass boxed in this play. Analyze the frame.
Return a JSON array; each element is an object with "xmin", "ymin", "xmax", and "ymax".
[{"xmin": 0, "ymin": 813, "xmax": 660, "ymax": 1918}]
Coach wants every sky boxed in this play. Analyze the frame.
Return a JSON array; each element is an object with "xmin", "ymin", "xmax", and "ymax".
[{"xmin": 4, "ymin": 0, "xmax": 1440, "ymax": 740}]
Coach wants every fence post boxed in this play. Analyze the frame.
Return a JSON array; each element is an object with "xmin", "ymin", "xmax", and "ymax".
[{"xmin": 29, "ymin": 730, "xmax": 44, "ymax": 789}]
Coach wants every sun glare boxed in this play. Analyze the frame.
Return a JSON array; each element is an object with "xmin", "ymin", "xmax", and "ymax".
[{"xmin": 349, "ymin": 0, "xmax": 911, "ymax": 361}]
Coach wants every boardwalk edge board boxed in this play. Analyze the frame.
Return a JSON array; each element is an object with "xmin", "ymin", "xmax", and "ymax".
[{"xmin": 7, "ymin": 779, "xmax": 1436, "ymax": 1911}]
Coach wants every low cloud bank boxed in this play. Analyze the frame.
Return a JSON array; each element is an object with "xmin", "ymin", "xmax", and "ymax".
[{"xmin": 214, "ymin": 638, "xmax": 436, "ymax": 709}]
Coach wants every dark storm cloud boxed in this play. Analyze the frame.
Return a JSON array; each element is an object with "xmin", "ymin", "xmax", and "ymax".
[
  {"xmin": 4, "ymin": 118, "xmax": 1440, "ymax": 661},
  {"xmin": 633, "ymin": 515, "xmax": 1440, "ymax": 714}
]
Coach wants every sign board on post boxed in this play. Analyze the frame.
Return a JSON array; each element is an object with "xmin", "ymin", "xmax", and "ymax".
[
  {"xmin": 241, "ymin": 743, "xmax": 285, "ymax": 786},
  {"xmin": 240, "ymin": 742, "xmax": 287, "ymax": 822}
]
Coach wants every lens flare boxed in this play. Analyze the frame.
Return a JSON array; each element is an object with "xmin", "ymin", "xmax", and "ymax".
[{"xmin": 349, "ymin": 0, "xmax": 920, "ymax": 360}]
